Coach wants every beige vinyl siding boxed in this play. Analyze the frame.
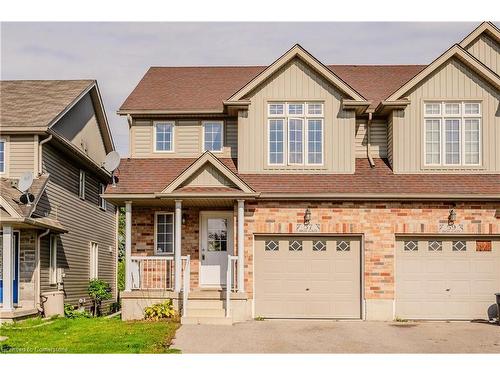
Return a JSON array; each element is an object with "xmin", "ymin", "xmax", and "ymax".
[
  {"xmin": 238, "ymin": 58, "xmax": 355, "ymax": 174},
  {"xmin": 465, "ymin": 34, "xmax": 499, "ymax": 75},
  {"xmin": 6, "ymin": 134, "xmax": 37, "ymax": 178},
  {"xmin": 355, "ymin": 120, "xmax": 387, "ymax": 158},
  {"xmin": 181, "ymin": 163, "xmax": 236, "ymax": 188},
  {"xmin": 130, "ymin": 118, "xmax": 237, "ymax": 158},
  {"xmin": 36, "ymin": 144, "xmax": 116, "ymax": 309},
  {"xmin": 392, "ymin": 57, "xmax": 500, "ymax": 173},
  {"xmin": 387, "ymin": 113, "xmax": 394, "ymax": 167}
]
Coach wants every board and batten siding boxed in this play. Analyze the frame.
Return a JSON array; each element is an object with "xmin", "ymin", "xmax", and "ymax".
[
  {"xmin": 465, "ymin": 34, "xmax": 499, "ymax": 75},
  {"xmin": 36, "ymin": 144, "xmax": 117, "ymax": 308},
  {"xmin": 2, "ymin": 134, "xmax": 37, "ymax": 179},
  {"xmin": 181, "ymin": 163, "xmax": 236, "ymax": 188},
  {"xmin": 392, "ymin": 57, "xmax": 500, "ymax": 174},
  {"xmin": 238, "ymin": 58, "xmax": 356, "ymax": 174},
  {"xmin": 355, "ymin": 120, "xmax": 387, "ymax": 158},
  {"xmin": 387, "ymin": 113, "xmax": 394, "ymax": 167},
  {"xmin": 130, "ymin": 118, "xmax": 238, "ymax": 158}
]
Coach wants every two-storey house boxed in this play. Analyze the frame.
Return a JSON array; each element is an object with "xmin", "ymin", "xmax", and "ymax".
[
  {"xmin": 106, "ymin": 22, "xmax": 500, "ymax": 324},
  {"xmin": 0, "ymin": 80, "xmax": 117, "ymax": 322}
]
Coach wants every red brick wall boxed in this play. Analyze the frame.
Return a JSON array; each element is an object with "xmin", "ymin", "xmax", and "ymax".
[{"xmin": 131, "ymin": 202, "xmax": 499, "ymax": 298}]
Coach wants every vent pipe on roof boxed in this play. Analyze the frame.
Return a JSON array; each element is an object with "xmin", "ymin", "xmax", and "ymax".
[{"xmin": 366, "ymin": 112, "xmax": 375, "ymax": 168}]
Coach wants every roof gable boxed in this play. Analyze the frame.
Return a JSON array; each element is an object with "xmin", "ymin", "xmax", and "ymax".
[
  {"xmin": 459, "ymin": 22, "xmax": 500, "ymax": 49},
  {"xmin": 228, "ymin": 44, "xmax": 366, "ymax": 102},
  {"xmin": 386, "ymin": 44, "xmax": 500, "ymax": 101},
  {"xmin": 161, "ymin": 152, "xmax": 254, "ymax": 194}
]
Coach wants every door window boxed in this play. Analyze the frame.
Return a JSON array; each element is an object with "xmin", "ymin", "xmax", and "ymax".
[{"xmin": 207, "ymin": 218, "xmax": 227, "ymax": 252}]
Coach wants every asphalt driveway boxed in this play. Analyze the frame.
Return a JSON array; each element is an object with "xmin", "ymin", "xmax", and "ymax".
[{"xmin": 173, "ymin": 320, "xmax": 500, "ymax": 353}]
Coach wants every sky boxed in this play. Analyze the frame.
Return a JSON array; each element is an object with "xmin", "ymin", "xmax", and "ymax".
[{"xmin": 1, "ymin": 22, "xmax": 479, "ymax": 156}]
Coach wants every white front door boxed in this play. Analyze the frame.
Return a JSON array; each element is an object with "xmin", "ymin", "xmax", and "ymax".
[{"xmin": 200, "ymin": 212, "xmax": 234, "ymax": 287}]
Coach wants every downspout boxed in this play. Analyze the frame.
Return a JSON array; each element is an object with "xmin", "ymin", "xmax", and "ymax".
[
  {"xmin": 366, "ymin": 112, "xmax": 375, "ymax": 168},
  {"xmin": 38, "ymin": 135, "xmax": 53, "ymax": 175},
  {"xmin": 36, "ymin": 229, "xmax": 50, "ymax": 311}
]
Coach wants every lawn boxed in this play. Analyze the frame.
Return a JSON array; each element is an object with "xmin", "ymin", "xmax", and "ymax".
[{"xmin": 0, "ymin": 316, "xmax": 180, "ymax": 354}]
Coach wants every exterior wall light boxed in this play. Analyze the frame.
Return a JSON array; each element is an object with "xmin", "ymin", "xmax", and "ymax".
[
  {"xmin": 304, "ymin": 208, "xmax": 312, "ymax": 225},
  {"xmin": 182, "ymin": 213, "xmax": 187, "ymax": 225},
  {"xmin": 448, "ymin": 208, "xmax": 457, "ymax": 226}
]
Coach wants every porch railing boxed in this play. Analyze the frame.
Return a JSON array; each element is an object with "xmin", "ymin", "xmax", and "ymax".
[
  {"xmin": 226, "ymin": 255, "xmax": 238, "ymax": 318},
  {"xmin": 130, "ymin": 256, "xmax": 174, "ymax": 290},
  {"xmin": 181, "ymin": 255, "xmax": 190, "ymax": 317}
]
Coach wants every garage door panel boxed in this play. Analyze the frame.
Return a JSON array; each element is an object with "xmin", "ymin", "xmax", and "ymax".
[
  {"xmin": 396, "ymin": 238, "xmax": 500, "ymax": 320},
  {"xmin": 255, "ymin": 236, "xmax": 361, "ymax": 319}
]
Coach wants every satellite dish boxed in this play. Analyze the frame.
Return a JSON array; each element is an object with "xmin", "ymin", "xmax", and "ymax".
[
  {"xmin": 103, "ymin": 151, "xmax": 120, "ymax": 172},
  {"xmin": 18, "ymin": 171, "xmax": 34, "ymax": 192}
]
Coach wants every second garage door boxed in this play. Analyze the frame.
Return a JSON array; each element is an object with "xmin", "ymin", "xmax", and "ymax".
[{"xmin": 254, "ymin": 236, "xmax": 361, "ymax": 319}]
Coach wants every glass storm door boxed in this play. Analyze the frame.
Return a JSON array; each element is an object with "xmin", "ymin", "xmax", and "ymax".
[
  {"xmin": 0, "ymin": 231, "xmax": 19, "ymax": 304},
  {"xmin": 200, "ymin": 212, "xmax": 233, "ymax": 287}
]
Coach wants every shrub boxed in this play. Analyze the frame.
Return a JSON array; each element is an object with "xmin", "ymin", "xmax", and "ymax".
[
  {"xmin": 64, "ymin": 304, "xmax": 91, "ymax": 319},
  {"xmin": 144, "ymin": 300, "xmax": 177, "ymax": 321},
  {"xmin": 88, "ymin": 279, "xmax": 112, "ymax": 317},
  {"xmin": 117, "ymin": 260, "xmax": 125, "ymax": 292}
]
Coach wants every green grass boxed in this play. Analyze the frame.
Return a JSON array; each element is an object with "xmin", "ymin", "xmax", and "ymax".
[{"xmin": 0, "ymin": 316, "xmax": 180, "ymax": 354}]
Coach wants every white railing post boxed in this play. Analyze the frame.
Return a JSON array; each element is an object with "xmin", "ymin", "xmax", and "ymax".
[
  {"xmin": 124, "ymin": 201, "xmax": 132, "ymax": 292},
  {"xmin": 174, "ymin": 200, "xmax": 182, "ymax": 292},
  {"xmin": 182, "ymin": 255, "xmax": 190, "ymax": 317},
  {"xmin": 226, "ymin": 254, "xmax": 232, "ymax": 318},
  {"xmin": 237, "ymin": 200, "xmax": 245, "ymax": 293},
  {"xmin": 2, "ymin": 226, "xmax": 14, "ymax": 311}
]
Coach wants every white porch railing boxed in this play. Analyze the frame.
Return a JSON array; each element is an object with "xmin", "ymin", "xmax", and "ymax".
[
  {"xmin": 181, "ymin": 255, "xmax": 190, "ymax": 317},
  {"xmin": 130, "ymin": 256, "xmax": 174, "ymax": 290},
  {"xmin": 226, "ymin": 255, "xmax": 238, "ymax": 318}
]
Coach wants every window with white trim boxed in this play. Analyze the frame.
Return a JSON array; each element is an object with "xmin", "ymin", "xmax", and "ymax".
[
  {"xmin": 89, "ymin": 242, "xmax": 99, "ymax": 279},
  {"xmin": 268, "ymin": 102, "xmax": 324, "ymax": 166},
  {"xmin": 79, "ymin": 170, "xmax": 86, "ymax": 199},
  {"xmin": 203, "ymin": 121, "xmax": 223, "ymax": 152},
  {"xmin": 154, "ymin": 122, "xmax": 174, "ymax": 152},
  {"xmin": 0, "ymin": 139, "xmax": 5, "ymax": 173},
  {"xmin": 49, "ymin": 235, "xmax": 58, "ymax": 284},
  {"xmin": 99, "ymin": 183, "xmax": 106, "ymax": 210},
  {"xmin": 424, "ymin": 101, "xmax": 481, "ymax": 166},
  {"xmin": 155, "ymin": 212, "xmax": 174, "ymax": 254}
]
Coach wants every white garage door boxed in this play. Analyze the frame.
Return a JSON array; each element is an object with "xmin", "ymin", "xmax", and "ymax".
[
  {"xmin": 396, "ymin": 238, "xmax": 500, "ymax": 320},
  {"xmin": 254, "ymin": 236, "xmax": 361, "ymax": 319}
]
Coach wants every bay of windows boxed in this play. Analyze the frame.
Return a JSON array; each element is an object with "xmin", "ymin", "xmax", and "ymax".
[
  {"xmin": 424, "ymin": 101, "xmax": 481, "ymax": 166},
  {"xmin": 268, "ymin": 102, "xmax": 324, "ymax": 166}
]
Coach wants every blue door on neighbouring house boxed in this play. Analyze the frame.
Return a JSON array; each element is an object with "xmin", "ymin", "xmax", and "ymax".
[{"xmin": 0, "ymin": 232, "xmax": 19, "ymax": 304}]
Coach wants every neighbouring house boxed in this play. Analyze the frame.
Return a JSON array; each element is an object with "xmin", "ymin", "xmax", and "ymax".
[
  {"xmin": 0, "ymin": 80, "xmax": 117, "ymax": 323},
  {"xmin": 105, "ymin": 22, "xmax": 500, "ymax": 324}
]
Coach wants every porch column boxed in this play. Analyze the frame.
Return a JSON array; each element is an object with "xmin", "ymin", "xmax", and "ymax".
[
  {"xmin": 2, "ymin": 225, "xmax": 14, "ymax": 311},
  {"xmin": 174, "ymin": 200, "xmax": 182, "ymax": 292},
  {"xmin": 124, "ymin": 201, "xmax": 132, "ymax": 292},
  {"xmin": 237, "ymin": 200, "xmax": 245, "ymax": 293}
]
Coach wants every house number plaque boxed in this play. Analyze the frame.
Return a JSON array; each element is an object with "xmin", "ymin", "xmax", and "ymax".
[
  {"xmin": 296, "ymin": 224, "xmax": 320, "ymax": 233},
  {"xmin": 438, "ymin": 223, "xmax": 464, "ymax": 233}
]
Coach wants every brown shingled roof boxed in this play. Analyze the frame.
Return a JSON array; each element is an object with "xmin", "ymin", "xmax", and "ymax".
[
  {"xmin": 106, "ymin": 158, "xmax": 500, "ymax": 197},
  {"xmin": 119, "ymin": 64, "xmax": 426, "ymax": 113},
  {"xmin": 0, "ymin": 80, "xmax": 95, "ymax": 128}
]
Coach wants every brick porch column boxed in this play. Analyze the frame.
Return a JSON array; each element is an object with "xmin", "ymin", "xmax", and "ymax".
[
  {"xmin": 124, "ymin": 201, "xmax": 132, "ymax": 292},
  {"xmin": 174, "ymin": 200, "xmax": 182, "ymax": 292},
  {"xmin": 237, "ymin": 200, "xmax": 245, "ymax": 293},
  {"xmin": 2, "ymin": 225, "xmax": 14, "ymax": 311}
]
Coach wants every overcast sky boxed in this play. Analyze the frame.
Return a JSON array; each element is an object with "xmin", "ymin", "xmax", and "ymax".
[{"xmin": 1, "ymin": 22, "xmax": 479, "ymax": 156}]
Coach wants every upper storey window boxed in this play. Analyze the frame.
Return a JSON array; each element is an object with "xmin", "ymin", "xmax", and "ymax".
[
  {"xmin": 424, "ymin": 101, "xmax": 481, "ymax": 166},
  {"xmin": 0, "ymin": 139, "xmax": 5, "ymax": 173},
  {"xmin": 154, "ymin": 122, "xmax": 174, "ymax": 152},
  {"xmin": 268, "ymin": 102, "xmax": 324, "ymax": 166},
  {"xmin": 203, "ymin": 121, "xmax": 223, "ymax": 152}
]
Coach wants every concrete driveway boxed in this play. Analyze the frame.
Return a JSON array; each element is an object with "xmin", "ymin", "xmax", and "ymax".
[{"xmin": 173, "ymin": 320, "xmax": 500, "ymax": 353}]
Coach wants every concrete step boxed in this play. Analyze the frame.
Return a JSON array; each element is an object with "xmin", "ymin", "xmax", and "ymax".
[
  {"xmin": 188, "ymin": 299, "xmax": 225, "ymax": 309},
  {"xmin": 181, "ymin": 316, "xmax": 233, "ymax": 325},
  {"xmin": 187, "ymin": 308, "xmax": 226, "ymax": 318}
]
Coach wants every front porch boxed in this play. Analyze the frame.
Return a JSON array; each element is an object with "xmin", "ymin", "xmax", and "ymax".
[{"xmin": 120, "ymin": 198, "xmax": 251, "ymax": 323}]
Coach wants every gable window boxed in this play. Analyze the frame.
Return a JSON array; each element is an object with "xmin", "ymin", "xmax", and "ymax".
[
  {"xmin": 49, "ymin": 235, "xmax": 58, "ymax": 284},
  {"xmin": 424, "ymin": 101, "xmax": 481, "ymax": 166},
  {"xmin": 0, "ymin": 139, "xmax": 5, "ymax": 174},
  {"xmin": 89, "ymin": 242, "xmax": 99, "ymax": 279},
  {"xmin": 99, "ymin": 183, "xmax": 106, "ymax": 210},
  {"xmin": 203, "ymin": 121, "xmax": 223, "ymax": 152},
  {"xmin": 155, "ymin": 212, "xmax": 174, "ymax": 254},
  {"xmin": 79, "ymin": 170, "xmax": 86, "ymax": 199},
  {"xmin": 268, "ymin": 102, "xmax": 324, "ymax": 166},
  {"xmin": 154, "ymin": 122, "xmax": 174, "ymax": 152}
]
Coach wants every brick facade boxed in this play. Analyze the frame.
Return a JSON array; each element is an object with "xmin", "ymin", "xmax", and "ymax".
[{"xmin": 131, "ymin": 201, "xmax": 499, "ymax": 300}]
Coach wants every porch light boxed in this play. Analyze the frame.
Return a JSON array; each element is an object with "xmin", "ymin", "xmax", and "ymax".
[
  {"xmin": 304, "ymin": 208, "xmax": 312, "ymax": 225},
  {"xmin": 182, "ymin": 213, "xmax": 187, "ymax": 225},
  {"xmin": 448, "ymin": 208, "xmax": 457, "ymax": 226}
]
